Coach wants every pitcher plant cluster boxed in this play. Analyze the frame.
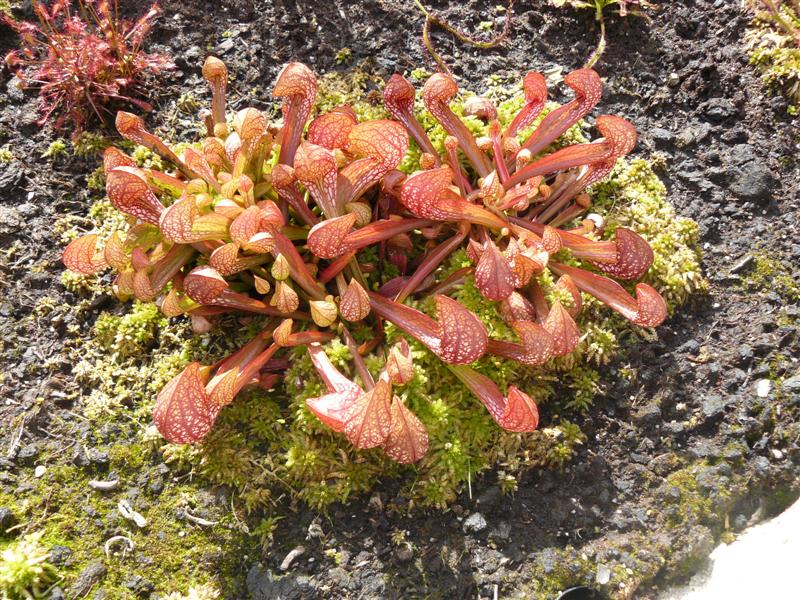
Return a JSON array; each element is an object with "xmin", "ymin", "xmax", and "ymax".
[{"xmin": 63, "ymin": 57, "xmax": 667, "ymax": 464}]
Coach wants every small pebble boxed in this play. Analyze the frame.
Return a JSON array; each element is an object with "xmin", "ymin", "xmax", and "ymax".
[
  {"xmin": 756, "ymin": 379, "xmax": 772, "ymax": 398},
  {"xmin": 34, "ymin": 465, "xmax": 46, "ymax": 478},
  {"xmin": 596, "ymin": 563, "xmax": 612, "ymax": 585}
]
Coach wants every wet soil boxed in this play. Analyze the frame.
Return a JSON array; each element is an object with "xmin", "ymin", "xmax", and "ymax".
[{"xmin": 0, "ymin": 0, "xmax": 799, "ymax": 598}]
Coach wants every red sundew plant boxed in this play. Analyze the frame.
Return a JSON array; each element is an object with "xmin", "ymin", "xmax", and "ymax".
[
  {"xmin": 4, "ymin": 0, "xmax": 171, "ymax": 134},
  {"xmin": 63, "ymin": 56, "xmax": 667, "ymax": 464}
]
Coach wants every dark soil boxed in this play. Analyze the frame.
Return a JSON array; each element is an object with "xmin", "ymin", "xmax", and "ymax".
[{"xmin": 1, "ymin": 1, "xmax": 799, "ymax": 599}]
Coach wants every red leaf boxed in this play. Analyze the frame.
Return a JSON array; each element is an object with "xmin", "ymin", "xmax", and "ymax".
[
  {"xmin": 339, "ymin": 278, "xmax": 371, "ymax": 322},
  {"xmin": 550, "ymin": 262, "xmax": 667, "ymax": 327},
  {"xmin": 554, "ymin": 274, "xmax": 583, "ymax": 317},
  {"xmin": 106, "ymin": 166, "xmax": 164, "ymax": 225},
  {"xmin": 184, "ymin": 266, "xmax": 228, "ymax": 305},
  {"xmin": 271, "ymin": 230, "xmax": 328, "ymax": 299},
  {"xmin": 115, "ymin": 112, "xmax": 190, "ymax": 177},
  {"xmin": 306, "ymin": 392, "xmax": 356, "ymax": 432},
  {"xmin": 234, "ymin": 107, "xmax": 270, "ymax": 157},
  {"xmin": 385, "ymin": 339, "xmax": 414, "ymax": 385},
  {"xmin": 273, "ymin": 62, "xmax": 317, "ymax": 164},
  {"xmin": 543, "ymin": 301, "xmax": 580, "ymax": 356},
  {"xmin": 423, "ymin": 73, "xmax": 491, "ymax": 176},
  {"xmin": 399, "ymin": 167, "xmax": 507, "ymax": 229},
  {"xmin": 500, "ymin": 292, "xmax": 538, "ymax": 323},
  {"xmin": 307, "ymin": 106, "xmax": 357, "ymax": 150},
  {"xmin": 160, "ymin": 287, "xmax": 193, "ymax": 317},
  {"xmin": 499, "ymin": 387, "xmax": 539, "ymax": 432},
  {"xmin": 159, "ymin": 196, "xmax": 199, "ymax": 243},
  {"xmin": 103, "ymin": 231, "xmax": 128, "ymax": 270},
  {"xmin": 229, "ymin": 206, "xmax": 275, "ymax": 251},
  {"xmin": 505, "ymin": 141, "xmax": 611, "ymax": 188},
  {"xmin": 103, "ymin": 147, "xmax": 136, "ymax": 173},
  {"xmin": 463, "ymin": 96, "xmax": 497, "ymax": 121},
  {"xmin": 337, "ymin": 120, "xmax": 409, "ymax": 204},
  {"xmin": 206, "ymin": 367, "xmax": 239, "ymax": 409},
  {"xmin": 310, "ymin": 216, "xmax": 432, "ymax": 261},
  {"xmin": 202, "ymin": 56, "xmax": 228, "ymax": 126},
  {"xmin": 132, "ymin": 269, "xmax": 157, "ymax": 301},
  {"xmin": 368, "ymin": 292, "xmax": 487, "ymax": 364},
  {"xmin": 630, "ymin": 283, "xmax": 668, "ymax": 328},
  {"xmin": 228, "ymin": 205, "xmax": 259, "ymax": 242},
  {"xmin": 62, "ymin": 234, "xmax": 108, "ymax": 274},
  {"xmin": 203, "ymin": 137, "xmax": 229, "ymax": 170},
  {"xmin": 209, "ymin": 242, "xmax": 267, "ymax": 276},
  {"xmin": 343, "ymin": 378, "xmax": 392, "ymax": 449},
  {"xmin": 474, "ymin": 240, "xmax": 515, "ymax": 301},
  {"xmin": 183, "ymin": 147, "xmax": 220, "ymax": 192},
  {"xmin": 346, "ymin": 119, "xmax": 408, "ymax": 170},
  {"xmin": 519, "ymin": 68, "xmax": 602, "ymax": 157},
  {"xmin": 504, "ymin": 71, "xmax": 547, "ymax": 140},
  {"xmin": 541, "ymin": 226, "xmax": 562, "ymax": 254},
  {"xmin": 394, "ymin": 224, "xmax": 468, "ymax": 303},
  {"xmin": 591, "ymin": 227, "xmax": 654, "ymax": 280},
  {"xmin": 383, "ymin": 74, "xmax": 439, "ymax": 159},
  {"xmin": 306, "ymin": 213, "xmax": 357, "ymax": 259},
  {"xmin": 294, "ymin": 142, "xmax": 338, "ymax": 216},
  {"xmin": 383, "ymin": 396, "xmax": 429, "ymax": 463},
  {"xmin": 596, "ymin": 115, "xmax": 637, "ymax": 158},
  {"xmin": 448, "ymin": 365, "xmax": 539, "ymax": 432},
  {"xmin": 383, "ymin": 74, "xmax": 416, "ymax": 122},
  {"xmin": 487, "ymin": 320, "xmax": 554, "ymax": 366},
  {"xmin": 433, "ymin": 295, "xmax": 489, "ymax": 364},
  {"xmin": 153, "ymin": 362, "xmax": 216, "ymax": 444},
  {"xmin": 308, "ymin": 343, "xmax": 363, "ymax": 397}
]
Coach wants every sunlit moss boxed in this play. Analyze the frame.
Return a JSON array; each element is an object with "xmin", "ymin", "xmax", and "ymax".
[
  {"xmin": 0, "ymin": 144, "xmax": 13, "ymax": 163},
  {"xmin": 745, "ymin": 2, "xmax": 800, "ymax": 107},
  {"xmin": 0, "ymin": 531, "xmax": 59, "ymax": 600},
  {"xmin": 741, "ymin": 252, "xmax": 800, "ymax": 302},
  {"xmin": 72, "ymin": 132, "xmax": 111, "ymax": 157},
  {"xmin": 94, "ymin": 301, "xmax": 168, "ymax": 358},
  {"xmin": 593, "ymin": 156, "xmax": 706, "ymax": 310},
  {"xmin": 162, "ymin": 584, "xmax": 221, "ymax": 600},
  {"xmin": 42, "ymin": 139, "xmax": 67, "ymax": 160}
]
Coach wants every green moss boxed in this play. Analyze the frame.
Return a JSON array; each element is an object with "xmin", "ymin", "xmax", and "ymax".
[
  {"xmin": 745, "ymin": 3, "xmax": 800, "ymax": 107},
  {"xmin": 0, "ymin": 144, "xmax": 14, "ymax": 163},
  {"xmin": 593, "ymin": 156, "xmax": 707, "ymax": 310},
  {"xmin": 0, "ymin": 531, "xmax": 60, "ymax": 600},
  {"xmin": 72, "ymin": 132, "xmax": 111, "ymax": 158},
  {"xmin": 42, "ymin": 139, "xmax": 67, "ymax": 160},
  {"xmin": 162, "ymin": 584, "xmax": 220, "ymax": 600},
  {"xmin": 741, "ymin": 252, "xmax": 800, "ymax": 302},
  {"xmin": 94, "ymin": 302, "xmax": 168, "ymax": 358},
  {"xmin": 335, "ymin": 47, "xmax": 352, "ymax": 65},
  {"xmin": 132, "ymin": 145, "xmax": 164, "ymax": 170},
  {"xmin": 0, "ymin": 455, "xmax": 245, "ymax": 597}
]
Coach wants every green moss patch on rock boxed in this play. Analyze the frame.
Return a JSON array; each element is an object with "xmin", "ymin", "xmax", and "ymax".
[{"xmin": 745, "ymin": 2, "xmax": 800, "ymax": 111}]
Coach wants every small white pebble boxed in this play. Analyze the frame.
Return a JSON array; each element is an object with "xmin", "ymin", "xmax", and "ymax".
[
  {"xmin": 756, "ymin": 379, "xmax": 772, "ymax": 398},
  {"xmin": 34, "ymin": 465, "xmax": 46, "ymax": 478},
  {"xmin": 771, "ymin": 449, "xmax": 784, "ymax": 460}
]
